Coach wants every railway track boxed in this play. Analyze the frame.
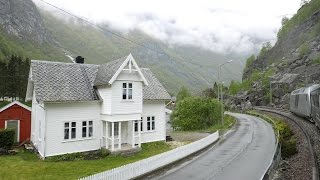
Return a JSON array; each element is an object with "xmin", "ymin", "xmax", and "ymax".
[{"xmin": 254, "ymin": 106, "xmax": 319, "ymax": 180}]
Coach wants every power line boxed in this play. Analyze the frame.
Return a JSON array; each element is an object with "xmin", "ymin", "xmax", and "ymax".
[{"xmin": 38, "ymin": 0, "xmax": 242, "ymax": 85}]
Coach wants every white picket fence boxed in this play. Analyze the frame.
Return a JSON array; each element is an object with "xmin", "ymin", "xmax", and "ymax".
[{"xmin": 79, "ymin": 131, "xmax": 220, "ymax": 180}]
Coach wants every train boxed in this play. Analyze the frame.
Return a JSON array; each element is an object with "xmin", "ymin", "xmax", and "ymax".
[{"xmin": 290, "ymin": 84, "xmax": 320, "ymax": 126}]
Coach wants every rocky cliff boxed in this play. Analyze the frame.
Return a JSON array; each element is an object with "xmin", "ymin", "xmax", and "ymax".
[
  {"xmin": 242, "ymin": 1, "xmax": 320, "ymax": 108},
  {"xmin": 0, "ymin": 0, "xmax": 53, "ymax": 44}
]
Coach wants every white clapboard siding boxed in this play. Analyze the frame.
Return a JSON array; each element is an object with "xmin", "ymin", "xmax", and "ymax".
[{"xmin": 79, "ymin": 131, "xmax": 219, "ymax": 180}]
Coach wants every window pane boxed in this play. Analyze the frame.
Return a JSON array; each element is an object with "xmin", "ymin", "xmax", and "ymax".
[
  {"xmin": 89, "ymin": 121, "xmax": 93, "ymax": 126},
  {"xmin": 89, "ymin": 127, "xmax": 93, "ymax": 137},
  {"xmin": 72, "ymin": 122, "xmax": 76, "ymax": 127},
  {"xmin": 152, "ymin": 116, "xmax": 155, "ymax": 120},
  {"xmin": 82, "ymin": 121, "xmax": 86, "ymax": 126},
  {"xmin": 129, "ymin": 83, "xmax": 132, "ymax": 88},
  {"xmin": 123, "ymin": 83, "xmax": 127, "ymax": 88},
  {"xmin": 152, "ymin": 121, "xmax": 155, "ymax": 130},
  {"xmin": 82, "ymin": 127, "xmax": 87, "ymax": 138},
  {"xmin": 123, "ymin": 89, "xmax": 127, "ymax": 99},
  {"xmin": 64, "ymin": 129, "xmax": 69, "ymax": 139},
  {"xmin": 134, "ymin": 120, "xmax": 138, "ymax": 132},
  {"xmin": 128, "ymin": 89, "xmax": 132, "ymax": 99},
  {"xmin": 71, "ymin": 128, "xmax": 76, "ymax": 139},
  {"xmin": 147, "ymin": 117, "xmax": 150, "ymax": 121},
  {"xmin": 65, "ymin": 122, "xmax": 69, "ymax": 128},
  {"xmin": 147, "ymin": 122, "xmax": 150, "ymax": 130}
]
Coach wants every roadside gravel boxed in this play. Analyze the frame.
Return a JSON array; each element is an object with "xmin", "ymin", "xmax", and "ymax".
[{"xmin": 259, "ymin": 111, "xmax": 314, "ymax": 180}]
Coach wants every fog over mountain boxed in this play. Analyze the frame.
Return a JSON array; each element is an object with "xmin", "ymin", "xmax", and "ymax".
[{"xmin": 33, "ymin": 0, "xmax": 301, "ymax": 55}]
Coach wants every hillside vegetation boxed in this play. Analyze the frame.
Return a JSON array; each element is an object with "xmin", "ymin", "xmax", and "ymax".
[{"xmin": 238, "ymin": 0, "xmax": 320, "ymax": 107}]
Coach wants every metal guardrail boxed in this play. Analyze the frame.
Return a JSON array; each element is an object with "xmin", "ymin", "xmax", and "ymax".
[{"xmin": 254, "ymin": 107, "xmax": 319, "ymax": 180}]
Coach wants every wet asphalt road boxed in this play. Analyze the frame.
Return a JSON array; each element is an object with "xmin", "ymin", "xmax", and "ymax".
[{"xmin": 153, "ymin": 113, "xmax": 276, "ymax": 180}]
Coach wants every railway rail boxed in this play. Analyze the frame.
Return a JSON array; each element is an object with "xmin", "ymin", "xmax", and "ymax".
[{"xmin": 254, "ymin": 106, "xmax": 319, "ymax": 180}]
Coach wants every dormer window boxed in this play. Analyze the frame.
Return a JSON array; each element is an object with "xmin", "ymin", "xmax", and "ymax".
[{"xmin": 123, "ymin": 83, "xmax": 133, "ymax": 100}]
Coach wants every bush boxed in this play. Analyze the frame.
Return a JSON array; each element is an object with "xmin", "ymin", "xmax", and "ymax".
[
  {"xmin": 299, "ymin": 42, "xmax": 310, "ymax": 57},
  {"xmin": 46, "ymin": 148, "xmax": 110, "ymax": 162},
  {"xmin": 0, "ymin": 128, "xmax": 15, "ymax": 150},
  {"xmin": 171, "ymin": 97, "xmax": 222, "ymax": 131}
]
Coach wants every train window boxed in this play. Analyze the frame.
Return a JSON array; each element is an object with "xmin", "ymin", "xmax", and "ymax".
[
  {"xmin": 295, "ymin": 95, "xmax": 299, "ymax": 108},
  {"xmin": 311, "ymin": 90, "xmax": 320, "ymax": 108}
]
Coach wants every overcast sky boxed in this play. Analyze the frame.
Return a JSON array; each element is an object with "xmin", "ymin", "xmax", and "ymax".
[{"xmin": 34, "ymin": 0, "xmax": 302, "ymax": 55}]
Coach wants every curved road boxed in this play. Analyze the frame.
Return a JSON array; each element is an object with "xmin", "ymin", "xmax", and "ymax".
[{"xmin": 153, "ymin": 113, "xmax": 276, "ymax": 180}]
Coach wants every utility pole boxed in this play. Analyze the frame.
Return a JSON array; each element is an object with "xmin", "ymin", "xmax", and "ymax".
[{"xmin": 218, "ymin": 60, "xmax": 233, "ymax": 126}]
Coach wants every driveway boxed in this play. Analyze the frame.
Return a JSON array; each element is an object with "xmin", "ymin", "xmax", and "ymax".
[{"xmin": 152, "ymin": 113, "xmax": 276, "ymax": 180}]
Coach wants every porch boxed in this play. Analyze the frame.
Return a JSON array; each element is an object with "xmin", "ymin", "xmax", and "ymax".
[{"xmin": 102, "ymin": 120, "xmax": 142, "ymax": 152}]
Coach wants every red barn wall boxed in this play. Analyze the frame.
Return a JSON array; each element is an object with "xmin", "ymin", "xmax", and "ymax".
[{"xmin": 0, "ymin": 104, "xmax": 31, "ymax": 143}]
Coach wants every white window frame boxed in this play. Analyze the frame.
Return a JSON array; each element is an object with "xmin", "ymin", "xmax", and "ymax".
[
  {"xmin": 64, "ymin": 121, "xmax": 76, "ymax": 140},
  {"xmin": 147, "ymin": 116, "xmax": 155, "ymax": 131},
  {"xmin": 82, "ymin": 120, "xmax": 93, "ymax": 138},
  {"xmin": 122, "ymin": 82, "xmax": 133, "ymax": 100},
  {"xmin": 5, "ymin": 120, "xmax": 20, "ymax": 142}
]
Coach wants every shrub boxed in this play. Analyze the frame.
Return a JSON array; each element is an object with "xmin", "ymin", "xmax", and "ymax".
[
  {"xmin": 46, "ymin": 148, "xmax": 110, "ymax": 162},
  {"xmin": 171, "ymin": 97, "xmax": 222, "ymax": 131},
  {"xmin": 0, "ymin": 128, "xmax": 15, "ymax": 150},
  {"xmin": 299, "ymin": 42, "xmax": 310, "ymax": 57}
]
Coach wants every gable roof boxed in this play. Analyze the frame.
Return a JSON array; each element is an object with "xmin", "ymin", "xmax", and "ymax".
[
  {"xmin": 28, "ymin": 55, "xmax": 171, "ymax": 102},
  {"xmin": 0, "ymin": 101, "xmax": 31, "ymax": 113},
  {"xmin": 30, "ymin": 60, "xmax": 100, "ymax": 102},
  {"xmin": 94, "ymin": 56, "xmax": 127, "ymax": 86},
  {"xmin": 94, "ymin": 54, "xmax": 148, "ymax": 86},
  {"xmin": 141, "ymin": 68, "xmax": 171, "ymax": 100}
]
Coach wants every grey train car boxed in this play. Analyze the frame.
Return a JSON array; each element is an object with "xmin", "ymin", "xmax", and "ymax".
[{"xmin": 290, "ymin": 84, "xmax": 320, "ymax": 126}]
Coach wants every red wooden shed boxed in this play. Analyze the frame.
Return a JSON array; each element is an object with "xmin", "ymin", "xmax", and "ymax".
[{"xmin": 0, "ymin": 101, "xmax": 31, "ymax": 143}]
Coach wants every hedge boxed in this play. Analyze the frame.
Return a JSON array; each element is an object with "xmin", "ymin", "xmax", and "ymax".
[{"xmin": 0, "ymin": 128, "xmax": 15, "ymax": 150}]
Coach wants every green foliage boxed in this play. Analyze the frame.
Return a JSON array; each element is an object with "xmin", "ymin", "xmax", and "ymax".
[
  {"xmin": 312, "ymin": 57, "xmax": 320, "ymax": 64},
  {"xmin": 171, "ymin": 97, "xmax": 222, "ymax": 131},
  {"xmin": 258, "ymin": 42, "xmax": 272, "ymax": 58},
  {"xmin": 0, "ymin": 141, "xmax": 170, "ymax": 179},
  {"xmin": 247, "ymin": 111, "xmax": 297, "ymax": 159},
  {"xmin": 46, "ymin": 149, "xmax": 111, "ymax": 162},
  {"xmin": 298, "ymin": 42, "xmax": 311, "ymax": 57},
  {"xmin": 244, "ymin": 55, "xmax": 256, "ymax": 70},
  {"xmin": 277, "ymin": 0, "xmax": 320, "ymax": 39},
  {"xmin": 0, "ymin": 55, "xmax": 30, "ymax": 100},
  {"xmin": 201, "ymin": 87, "xmax": 217, "ymax": 99},
  {"xmin": 0, "ymin": 28, "xmax": 66, "ymax": 62},
  {"xmin": 0, "ymin": 129, "xmax": 15, "ymax": 150},
  {"xmin": 200, "ymin": 114, "xmax": 236, "ymax": 133},
  {"xmin": 229, "ymin": 80, "xmax": 243, "ymax": 95},
  {"xmin": 176, "ymin": 87, "xmax": 191, "ymax": 103},
  {"xmin": 0, "ymin": 101, "xmax": 10, "ymax": 108}
]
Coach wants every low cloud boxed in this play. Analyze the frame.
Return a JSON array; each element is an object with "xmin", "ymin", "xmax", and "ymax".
[{"xmin": 33, "ymin": 0, "xmax": 301, "ymax": 54}]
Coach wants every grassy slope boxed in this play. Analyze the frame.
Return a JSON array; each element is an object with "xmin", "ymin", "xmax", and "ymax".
[
  {"xmin": 0, "ymin": 142, "xmax": 170, "ymax": 180},
  {"xmin": 0, "ymin": 28, "xmax": 66, "ymax": 62},
  {"xmin": 41, "ymin": 11, "xmax": 244, "ymax": 93}
]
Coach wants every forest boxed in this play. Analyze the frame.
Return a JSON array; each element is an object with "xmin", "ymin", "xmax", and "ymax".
[{"xmin": 0, "ymin": 55, "xmax": 30, "ymax": 101}]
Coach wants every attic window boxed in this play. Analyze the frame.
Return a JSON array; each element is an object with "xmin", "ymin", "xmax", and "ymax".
[{"xmin": 122, "ymin": 83, "xmax": 133, "ymax": 100}]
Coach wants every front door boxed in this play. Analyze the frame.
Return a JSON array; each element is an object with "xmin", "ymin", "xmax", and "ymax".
[{"xmin": 6, "ymin": 120, "xmax": 19, "ymax": 142}]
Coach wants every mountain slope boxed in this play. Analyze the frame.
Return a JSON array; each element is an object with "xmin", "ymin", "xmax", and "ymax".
[
  {"xmin": 242, "ymin": 0, "xmax": 320, "ymax": 107},
  {"xmin": 0, "ymin": 0, "xmax": 245, "ymax": 94}
]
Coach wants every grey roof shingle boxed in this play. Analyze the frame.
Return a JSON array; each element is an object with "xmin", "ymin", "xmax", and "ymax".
[
  {"xmin": 30, "ymin": 57, "xmax": 171, "ymax": 102},
  {"xmin": 141, "ymin": 68, "xmax": 171, "ymax": 100},
  {"xmin": 31, "ymin": 60, "xmax": 99, "ymax": 102},
  {"xmin": 94, "ymin": 56, "xmax": 127, "ymax": 86}
]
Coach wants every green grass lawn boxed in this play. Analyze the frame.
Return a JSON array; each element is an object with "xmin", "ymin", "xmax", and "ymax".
[
  {"xmin": 200, "ymin": 114, "xmax": 236, "ymax": 133},
  {"xmin": 0, "ymin": 142, "xmax": 170, "ymax": 180}
]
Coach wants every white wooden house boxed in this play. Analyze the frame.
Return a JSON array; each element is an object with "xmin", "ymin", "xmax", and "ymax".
[{"xmin": 25, "ymin": 54, "xmax": 171, "ymax": 158}]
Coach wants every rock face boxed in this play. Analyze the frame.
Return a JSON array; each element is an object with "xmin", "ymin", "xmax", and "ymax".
[
  {"xmin": 242, "ymin": 8, "xmax": 320, "ymax": 108},
  {"xmin": 0, "ymin": 0, "xmax": 53, "ymax": 44}
]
